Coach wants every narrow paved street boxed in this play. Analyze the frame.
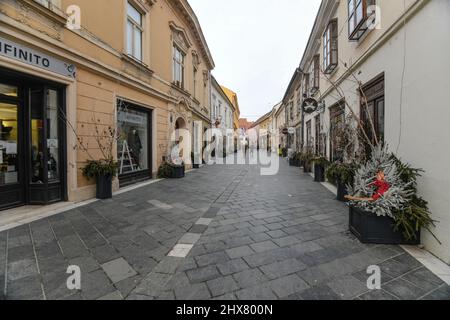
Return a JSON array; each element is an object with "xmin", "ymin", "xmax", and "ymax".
[{"xmin": 1, "ymin": 161, "xmax": 448, "ymax": 300}]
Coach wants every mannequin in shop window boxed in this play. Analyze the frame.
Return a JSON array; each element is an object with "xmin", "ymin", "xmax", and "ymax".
[
  {"xmin": 127, "ymin": 128, "xmax": 142, "ymax": 169},
  {"xmin": 31, "ymin": 146, "xmax": 44, "ymax": 183}
]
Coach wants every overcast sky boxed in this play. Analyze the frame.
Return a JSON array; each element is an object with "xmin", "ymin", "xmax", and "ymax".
[{"xmin": 189, "ymin": 0, "xmax": 322, "ymax": 121}]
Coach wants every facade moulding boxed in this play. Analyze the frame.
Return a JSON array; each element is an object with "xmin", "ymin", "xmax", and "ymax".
[{"xmin": 0, "ymin": 16, "xmax": 175, "ymax": 104}]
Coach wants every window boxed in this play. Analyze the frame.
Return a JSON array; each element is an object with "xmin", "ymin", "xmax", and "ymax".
[
  {"xmin": 306, "ymin": 120, "xmax": 312, "ymax": 149},
  {"xmin": 296, "ymin": 88, "xmax": 301, "ymax": 116},
  {"xmin": 311, "ymin": 55, "xmax": 320, "ymax": 93},
  {"xmin": 323, "ymin": 19, "xmax": 338, "ymax": 74},
  {"xmin": 314, "ymin": 115, "xmax": 321, "ymax": 156},
  {"xmin": 303, "ymin": 73, "xmax": 310, "ymax": 97},
  {"xmin": 117, "ymin": 101, "xmax": 150, "ymax": 177},
  {"xmin": 193, "ymin": 67, "xmax": 197, "ymax": 99},
  {"xmin": 348, "ymin": 0, "xmax": 375, "ymax": 40},
  {"xmin": 289, "ymin": 102, "xmax": 294, "ymax": 121},
  {"xmin": 330, "ymin": 102, "xmax": 345, "ymax": 162},
  {"xmin": 34, "ymin": 0, "xmax": 60, "ymax": 10},
  {"xmin": 360, "ymin": 75, "xmax": 385, "ymax": 148},
  {"xmin": 173, "ymin": 45, "xmax": 185, "ymax": 88},
  {"xmin": 126, "ymin": 2, "xmax": 143, "ymax": 61}
]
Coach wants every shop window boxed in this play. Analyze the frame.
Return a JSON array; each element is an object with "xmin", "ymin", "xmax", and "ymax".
[
  {"xmin": 126, "ymin": 2, "xmax": 143, "ymax": 61},
  {"xmin": 0, "ymin": 101, "xmax": 18, "ymax": 186},
  {"xmin": 117, "ymin": 102, "xmax": 150, "ymax": 177},
  {"xmin": 0, "ymin": 84, "xmax": 18, "ymax": 98},
  {"xmin": 47, "ymin": 89, "xmax": 60, "ymax": 181}
]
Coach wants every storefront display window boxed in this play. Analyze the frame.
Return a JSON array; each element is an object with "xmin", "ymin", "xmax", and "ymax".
[
  {"xmin": 0, "ymin": 102, "xmax": 18, "ymax": 186},
  {"xmin": 117, "ymin": 101, "xmax": 149, "ymax": 176},
  {"xmin": 47, "ymin": 89, "xmax": 59, "ymax": 181}
]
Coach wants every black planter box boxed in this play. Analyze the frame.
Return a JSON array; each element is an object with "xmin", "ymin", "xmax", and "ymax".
[
  {"xmin": 96, "ymin": 174, "xmax": 113, "ymax": 200},
  {"xmin": 289, "ymin": 158, "xmax": 301, "ymax": 167},
  {"xmin": 170, "ymin": 165, "xmax": 185, "ymax": 178},
  {"xmin": 314, "ymin": 164, "xmax": 325, "ymax": 182},
  {"xmin": 349, "ymin": 206, "xmax": 420, "ymax": 245},
  {"xmin": 303, "ymin": 162, "xmax": 311, "ymax": 173},
  {"xmin": 193, "ymin": 164, "xmax": 200, "ymax": 169},
  {"xmin": 337, "ymin": 181, "xmax": 349, "ymax": 202}
]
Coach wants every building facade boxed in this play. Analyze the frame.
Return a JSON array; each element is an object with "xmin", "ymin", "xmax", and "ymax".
[
  {"xmin": 288, "ymin": 0, "xmax": 450, "ymax": 263},
  {"xmin": 221, "ymin": 86, "xmax": 240, "ymax": 131},
  {"xmin": 0, "ymin": 0, "xmax": 214, "ymax": 209},
  {"xmin": 211, "ymin": 75, "xmax": 235, "ymax": 154},
  {"xmin": 282, "ymin": 68, "xmax": 303, "ymax": 154}
]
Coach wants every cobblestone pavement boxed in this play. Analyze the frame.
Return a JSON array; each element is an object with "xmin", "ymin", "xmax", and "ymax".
[{"xmin": 1, "ymin": 160, "xmax": 449, "ymax": 300}]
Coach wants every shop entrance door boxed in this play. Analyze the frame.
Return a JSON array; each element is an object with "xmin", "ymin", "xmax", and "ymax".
[{"xmin": 0, "ymin": 74, "xmax": 66, "ymax": 210}]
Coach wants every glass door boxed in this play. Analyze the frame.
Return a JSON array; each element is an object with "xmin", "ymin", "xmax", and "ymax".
[
  {"xmin": 0, "ymin": 83, "xmax": 24, "ymax": 209},
  {"xmin": 28, "ymin": 86, "xmax": 63, "ymax": 204}
]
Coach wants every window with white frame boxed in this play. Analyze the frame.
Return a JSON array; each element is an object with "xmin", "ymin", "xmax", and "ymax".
[
  {"xmin": 126, "ymin": 2, "xmax": 143, "ymax": 61},
  {"xmin": 173, "ymin": 45, "xmax": 185, "ymax": 88}
]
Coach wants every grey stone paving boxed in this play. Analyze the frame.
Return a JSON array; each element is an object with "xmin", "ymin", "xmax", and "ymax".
[{"xmin": 0, "ymin": 160, "xmax": 449, "ymax": 300}]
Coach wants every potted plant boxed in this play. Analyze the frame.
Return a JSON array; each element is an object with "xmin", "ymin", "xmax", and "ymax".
[
  {"xmin": 157, "ymin": 161, "xmax": 185, "ymax": 179},
  {"xmin": 300, "ymin": 151, "xmax": 313, "ymax": 173},
  {"xmin": 346, "ymin": 145, "xmax": 439, "ymax": 245},
  {"xmin": 289, "ymin": 152, "xmax": 301, "ymax": 167},
  {"xmin": 82, "ymin": 158, "xmax": 118, "ymax": 199},
  {"xmin": 326, "ymin": 162, "xmax": 356, "ymax": 202},
  {"xmin": 313, "ymin": 156, "xmax": 330, "ymax": 182}
]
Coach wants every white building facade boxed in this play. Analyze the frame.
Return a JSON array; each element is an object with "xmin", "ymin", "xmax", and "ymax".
[
  {"xmin": 295, "ymin": 0, "xmax": 450, "ymax": 264},
  {"xmin": 211, "ymin": 76, "xmax": 235, "ymax": 153}
]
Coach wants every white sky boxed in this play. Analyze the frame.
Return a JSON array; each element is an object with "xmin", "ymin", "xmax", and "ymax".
[{"xmin": 189, "ymin": 0, "xmax": 322, "ymax": 121}]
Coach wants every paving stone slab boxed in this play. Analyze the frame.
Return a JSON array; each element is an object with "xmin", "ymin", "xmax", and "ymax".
[
  {"xmin": 235, "ymin": 284, "xmax": 277, "ymax": 300},
  {"xmin": 101, "ymin": 258, "xmax": 137, "ymax": 283},
  {"xmin": 187, "ymin": 265, "xmax": 221, "ymax": 283},
  {"xmin": 269, "ymin": 274, "xmax": 310, "ymax": 298},
  {"xmin": 226, "ymin": 245, "xmax": 255, "ymax": 259},
  {"xmin": 207, "ymin": 275, "xmax": 240, "ymax": 297},
  {"xmin": 250, "ymin": 241, "xmax": 279, "ymax": 253}
]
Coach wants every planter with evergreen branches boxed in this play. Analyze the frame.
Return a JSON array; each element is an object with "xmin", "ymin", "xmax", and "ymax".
[
  {"xmin": 326, "ymin": 162, "xmax": 356, "ymax": 202},
  {"xmin": 82, "ymin": 159, "xmax": 118, "ymax": 200},
  {"xmin": 313, "ymin": 157, "xmax": 330, "ymax": 182},
  {"xmin": 346, "ymin": 145, "xmax": 439, "ymax": 245}
]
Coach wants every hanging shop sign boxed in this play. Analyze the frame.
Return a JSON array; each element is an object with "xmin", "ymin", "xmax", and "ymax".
[
  {"xmin": 302, "ymin": 97, "xmax": 319, "ymax": 114},
  {"xmin": 0, "ymin": 37, "xmax": 76, "ymax": 78}
]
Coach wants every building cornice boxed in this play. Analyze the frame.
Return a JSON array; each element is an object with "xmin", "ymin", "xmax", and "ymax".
[{"xmin": 167, "ymin": 0, "xmax": 215, "ymax": 70}]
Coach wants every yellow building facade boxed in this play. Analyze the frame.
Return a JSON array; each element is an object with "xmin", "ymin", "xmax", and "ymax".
[{"xmin": 0, "ymin": 0, "xmax": 214, "ymax": 209}]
